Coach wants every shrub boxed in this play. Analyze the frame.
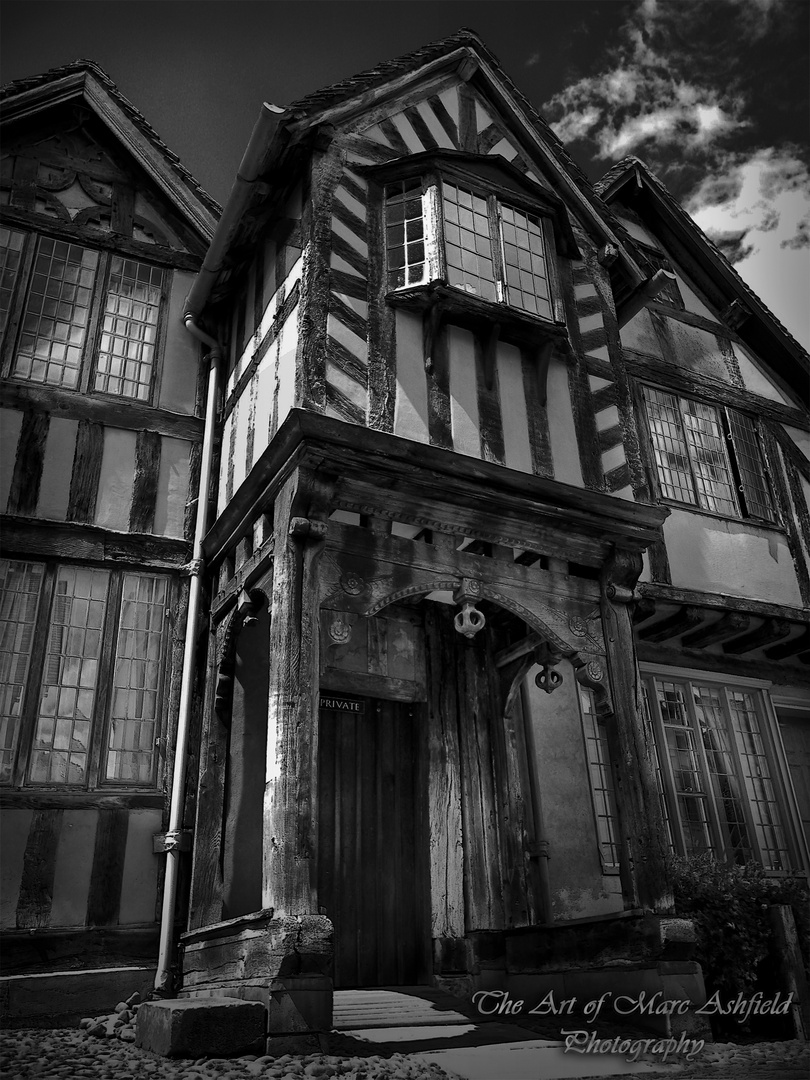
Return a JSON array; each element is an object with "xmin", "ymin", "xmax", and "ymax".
[{"xmin": 668, "ymin": 852, "xmax": 809, "ymax": 1004}]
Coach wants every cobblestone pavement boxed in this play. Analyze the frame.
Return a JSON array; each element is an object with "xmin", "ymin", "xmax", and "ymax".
[{"xmin": 2, "ymin": 1026, "xmax": 809, "ymax": 1080}]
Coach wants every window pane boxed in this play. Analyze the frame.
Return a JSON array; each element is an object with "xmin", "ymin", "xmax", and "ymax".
[
  {"xmin": 29, "ymin": 567, "xmax": 109, "ymax": 785},
  {"xmin": 442, "ymin": 182, "xmax": 496, "ymax": 301},
  {"xmin": 0, "ymin": 226, "xmax": 26, "ymax": 342},
  {"xmin": 680, "ymin": 399, "xmax": 737, "ymax": 514},
  {"xmin": 580, "ymin": 687, "xmax": 620, "ymax": 869},
  {"xmin": 385, "ymin": 182, "xmax": 428, "ymax": 289},
  {"xmin": 94, "ymin": 258, "xmax": 163, "ymax": 401},
  {"xmin": 105, "ymin": 573, "xmax": 167, "ymax": 784},
  {"xmin": 644, "ymin": 388, "xmax": 696, "ymax": 504},
  {"xmin": 655, "ymin": 679, "xmax": 713, "ymax": 854},
  {"xmin": 12, "ymin": 238, "xmax": 98, "ymax": 388},
  {"xmin": 728, "ymin": 691, "xmax": 790, "ymax": 870},
  {"xmin": 727, "ymin": 410, "xmax": 775, "ymax": 521},
  {"xmin": 641, "ymin": 682, "xmax": 675, "ymax": 851},
  {"xmin": 0, "ymin": 560, "xmax": 45, "ymax": 782},
  {"xmin": 692, "ymin": 684, "xmax": 753, "ymax": 863},
  {"xmin": 500, "ymin": 206, "xmax": 552, "ymax": 319}
]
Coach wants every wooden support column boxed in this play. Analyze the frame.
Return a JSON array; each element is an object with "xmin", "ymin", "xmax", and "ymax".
[
  {"xmin": 264, "ymin": 468, "xmax": 334, "ymax": 915},
  {"xmin": 600, "ymin": 549, "xmax": 673, "ymax": 913}
]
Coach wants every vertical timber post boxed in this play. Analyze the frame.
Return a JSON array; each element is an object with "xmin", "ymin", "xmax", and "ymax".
[
  {"xmin": 600, "ymin": 547, "xmax": 673, "ymax": 913},
  {"xmin": 264, "ymin": 468, "xmax": 333, "ymax": 914}
]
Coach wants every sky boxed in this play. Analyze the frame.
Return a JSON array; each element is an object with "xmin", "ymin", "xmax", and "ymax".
[{"xmin": 3, "ymin": 0, "xmax": 809, "ymax": 348}]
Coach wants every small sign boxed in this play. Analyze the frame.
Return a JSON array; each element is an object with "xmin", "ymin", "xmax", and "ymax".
[{"xmin": 319, "ymin": 693, "xmax": 365, "ymax": 714}]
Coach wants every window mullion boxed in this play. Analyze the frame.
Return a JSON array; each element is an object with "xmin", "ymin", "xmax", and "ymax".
[
  {"xmin": 80, "ymin": 249, "xmax": 109, "ymax": 395},
  {"xmin": 685, "ymin": 680, "xmax": 728, "ymax": 860},
  {"xmin": 424, "ymin": 174, "xmax": 445, "ymax": 282},
  {"xmin": 86, "ymin": 571, "xmax": 122, "ymax": 789},
  {"xmin": 14, "ymin": 563, "xmax": 56, "ymax": 788},
  {"xmin": 646, "ymin": 677, "xmax": 689, "ymax": 856},
  {"xmin": 487, "ymin": 196, "xmax": 506, "ymax": 304},
  {"xmin": 0, "ymin": 230, "xmax": 36, "ymax": 379}
]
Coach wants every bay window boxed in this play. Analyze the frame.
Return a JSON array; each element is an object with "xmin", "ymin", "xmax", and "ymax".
[
  {"xmin": 378, "ymin": 152, "xmax": 572, "ymax": 327},
  {"xmin": 0, "ymin": 229, "xmax": 167, "ymax": 402},
  {"xmin": 0, "ymin": 558, "xmax": 170, "ymax": 788}
]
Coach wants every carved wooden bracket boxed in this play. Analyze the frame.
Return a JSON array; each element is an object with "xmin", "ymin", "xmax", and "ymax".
[
  {"xmin": 452, "ymin": 577, "xmax": 486, "ymax": 638},
  {"xmin": 289, "ymin": 516, "xmax": 329, "ymax": 542}
]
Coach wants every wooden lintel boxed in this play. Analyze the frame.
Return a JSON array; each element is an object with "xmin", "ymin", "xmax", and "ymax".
[
  {"xmin": 681, "ymin": 612, "xmax": 750, "ymax": 650},
  {"xmin": 765, "ymin": 628, "xmax": 810, "ymax": 661},
  {"xmin": 637, "ymin": 605, "xmax": 703, "ymax": 643},
  {"xmin": 211, "ymin": 538, "xmax": 275, "ymax": 621},
  {"xmin": 494, "ymin": 632, "xmax": 542, "ymax": 669},
  {"xmin": 0, "ymin": 515, "xmax": 189, "ymax": 568},
  {"xmin": 722, "ymin": 619, "xmax": 792, "ymax": 655}
]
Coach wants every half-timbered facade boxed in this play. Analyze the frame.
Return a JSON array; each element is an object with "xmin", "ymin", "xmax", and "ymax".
[
  {"xmin": 0, "ymin": 61, "xmax": 217, "ymax": 1009},
  {"xmin": 1, "ymin": 31, "xmax": 807, "ymax": 1034},
  {"xmin": 176, "ymin": 30, "xmax": 807, "ymax": 1034}
]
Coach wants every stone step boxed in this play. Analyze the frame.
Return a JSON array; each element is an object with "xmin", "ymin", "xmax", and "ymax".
[{"xmin": 333, "ymin": 986, "xmax": 483, "ymax": 1030}]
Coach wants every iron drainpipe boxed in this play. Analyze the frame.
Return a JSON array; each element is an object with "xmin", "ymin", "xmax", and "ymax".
[
  {"xmin": 152, "ymin": 100, "xmax": 288, "ymax": 996},
  {"xmin": 153, "ymin": 318, "xmax": 220, "ymax": 995}
]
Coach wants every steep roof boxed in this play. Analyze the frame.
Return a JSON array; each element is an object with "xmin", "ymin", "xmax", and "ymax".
[
  {"xmin": 596, "ymin": 156, "xmax": 810, "ymax": 402},
  {"xmin": 1, "ymin": 58, "xmax": 220, "ymax": 241}
]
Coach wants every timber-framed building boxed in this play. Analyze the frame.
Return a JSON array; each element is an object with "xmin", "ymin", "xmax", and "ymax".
[{"xmin": 1, "ymin": 32, "xmax": 808, "ymax": 1033}]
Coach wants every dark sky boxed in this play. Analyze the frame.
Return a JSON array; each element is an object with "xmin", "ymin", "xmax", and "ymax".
[{"xmin": 3, "ymin": 1, "xmax": 809, "ymax": 344}]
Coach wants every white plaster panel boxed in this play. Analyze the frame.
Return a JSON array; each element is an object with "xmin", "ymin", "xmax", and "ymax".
[
  {"xmin": 333, "ymin": 185, "xmax": 367, "ymax": 222},
  {"xmin": 231, "ymin": 394, "xmax": 249, "ymax": 496},
  {"xmin": 578, "ymin": 312, "xmax": 604, "ymax": 336},
  {"xmin": 119, "ymin": 809, "xmax": 162, "ymax": 924},
  {"xmin": 546, "ymin": 356, "xmax": 582, "ymax": 487},
  {"xmin": 595, "ymin": 404, "xmax": 620, "ymax": 433},
  {"xmin": 217, "ymin": 414, "xmax": 233, "ymax": 516},
  {"xmin": 275, "ymin": 307, "xmax": 298, "ymax": 430},
  {"xmin": 159, "ymin": 271, "xmax": 199, "ymax": 415},
  {"xmin": 326, "ymin": 360, "xmax": 366, "ymax": 410},
  {"xmin": 154, "ymin": 437, "xmax": 190, "ymax": 538},
  {"xmin": 0, "ymin": 809, "xmax": 32, "ymax": 927},
  {"xmin": 447, "ymin": 325, "xmax": 480, "ymax": 459},
  {"xmin": 783, "ymin": 426, "xmax": 810, "ymax": 461},
  {"xmin": 616, "ymin": 216, "xmax": 661, "ymax": 249},
  {"xmin": 394, "ymin": 309, "xmax": 429, "ymax": 443},
  {"xmin": 415, "ymin": 100, "xmax": 455, "ymax": 149},
  {"xmin": 332, "ymin": 217, "xmax": 368, "ymax": 258},
  {"xmin": 37, "ymin": 417, "xmax": 77, "ymax": 521},
  {"xmin": 731, "ymin": 339, "xmax": 796, "ymax": 405},
  {"xmin": 620, "ymin": 307, "xmax": 663, "ymax": 356},
  {"xmin": 474, "ymin": 99, "xmax": 493, "ymax": 131},
  {"xmin": 666, "ymin": 320, "xmax": 732, "ymax": 383},
  {"xmin": 438, "ymin": 86, "xmax": 460, "ymax": 125},
  {"xmin": 49, "ymin": 808, "xmax": 97, "ymax": 927},
  {"xmin": 95, "ymin": 428, "xmax": 137, "ymax": 531},
  {"xmin": 251, "ymin": 351, "xmax": 275, "ymax": 464},
  {"xmin": 390, "ymin": 112, "xmax": 424, "ymax": 154},
  {"xmin": 0, "ymin": 408, "xmax": 22, "ymax": 511},
  {"xmin": 601, "ymin": 443, "xmax": 627, "ymax": 476},
  {"xmin": 665, "ymin": 509, "xmax": 803, "ymax": 606},
  {"xmin": 496, "ymin": 342, "xmax": 532, "ymax": 473},
  {"xmin": 327, "ymin": 313, "xmax": 368, "ymax": 361}
]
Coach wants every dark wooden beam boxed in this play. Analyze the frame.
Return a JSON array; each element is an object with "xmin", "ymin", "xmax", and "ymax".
[
  {"xmin": 722, "ymin": 619, "xmax": 792, "ymax": 655},
  {"xmin": 681, "ymin": 612, "xmax": 750, "ymax": 650},
  {"xmin": 638, "ymin": 581, "xmax": 809, "ymax": 624},
  {"xmin": 765, "ymin": 628, "xmax": 810, "ymax": 661},
  {"xmin": 632, "ymin": 597, "xmax": 657, "ymax": 625},
  {"xmin": 637, "ymin": 605, "xmax": 702, "ymax": 643}
]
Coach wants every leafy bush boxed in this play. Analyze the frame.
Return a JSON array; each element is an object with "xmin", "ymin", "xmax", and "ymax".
[{"xmin": 669, "ymin": 853, "xmax": 809, "ymax": 1003}]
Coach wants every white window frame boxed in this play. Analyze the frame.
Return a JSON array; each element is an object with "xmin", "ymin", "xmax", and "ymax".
[{"xmin": 640, "ymin": 664, "xmax": 802, "ymax": 874}]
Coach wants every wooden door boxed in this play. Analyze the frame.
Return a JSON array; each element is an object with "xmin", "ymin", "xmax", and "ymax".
[{"xmin": 318, "ymin": 694, "xmax": 430, "ymax": 988}]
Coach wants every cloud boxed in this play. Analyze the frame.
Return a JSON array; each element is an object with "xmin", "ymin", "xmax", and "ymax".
[
  {"xmin": 686, "ymin": 148, "xmax": 810, "ymax": 343},
  {"xmin": 542, "ymin": 1, "xmax": 750, "ymax": 163}
]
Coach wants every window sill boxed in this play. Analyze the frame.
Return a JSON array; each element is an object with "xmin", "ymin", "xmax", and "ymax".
[
  {"xmin": 386, "ymin": 282, "xmax": 568, "ymax": 350},
  {"xmin": 660, "ymin": 498, "xmax": 783, "ymax": 533}
]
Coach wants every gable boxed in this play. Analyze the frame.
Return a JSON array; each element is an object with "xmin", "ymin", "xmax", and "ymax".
[
  {"xmin": 614, "ymin": 201, "xmax": 797, "ymax": 408},
  {"xmin": 1, "ymin": 104, "xmax": 205, "ymax": 256}
]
